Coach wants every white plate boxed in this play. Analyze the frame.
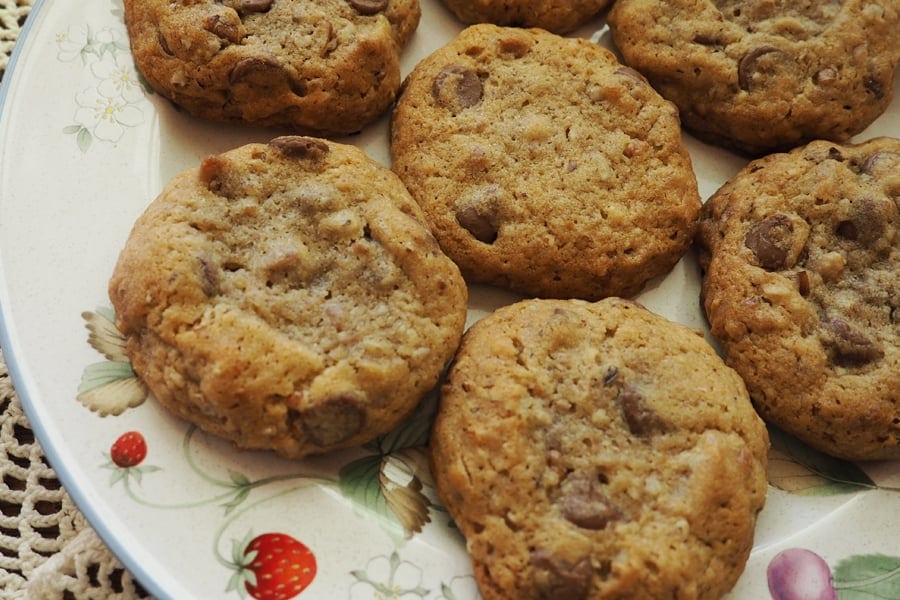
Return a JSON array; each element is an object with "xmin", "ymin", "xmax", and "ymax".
[{"xmin": 1, "ymin": 0, "xmax": 899, "ymax": 598}]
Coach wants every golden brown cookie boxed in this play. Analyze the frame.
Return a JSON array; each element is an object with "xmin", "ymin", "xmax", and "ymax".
[
  {"xmin": 608, "ymin": 0, "xmax": 900, "ymax": 155},
  {"xmin": 109, "ymin": 136, "xmax": 467, "ymax": 459},
  {"xmin": 123, "ymin": 0, "xmax": 420, "ymax": 135},
  {"xmin": 390, "ymin": 25, "xmax": 701, "ymax": 300},
  {"xmin": 430, "ymin": 297, "xmax": 769, "ymax": 600},
  {"xmin": 698, "ymin": 137, "xmax": 900, "ymax": 460},
  {"xmin": 439, "ymin": 0, "xmax": 610, "ymax": 34}
]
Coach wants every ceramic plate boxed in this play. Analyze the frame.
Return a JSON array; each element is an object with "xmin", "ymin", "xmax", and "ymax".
[{"xmin": 1, "ymin": 0, "xmax": 899, "ymax": 597}]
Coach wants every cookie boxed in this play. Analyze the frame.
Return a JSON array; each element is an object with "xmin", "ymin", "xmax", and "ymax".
[
  {"xmin": 108, "ymin": 136, "xmax": 467, "ymax": 459},
  {"xmin": 390, "ymin": 25, "xmax": 701, "ymax": 300},
  {"xmin": 608, "ymin": 0, "xmax": 900, "ymax": 155},
  {"xmin": 697, "ymin": 137, "xmax": 900, "ymax": 460},
  {"xmin": 123, "ymin": 0, "xmax": 420, "ymax": 135},
  {"xmin": 438, "ymin": 0, "xmax": 610, "ymax": 34},
  {"xmin": 430, "ymin": 297, "xmax": 769, "ymax": 600}
]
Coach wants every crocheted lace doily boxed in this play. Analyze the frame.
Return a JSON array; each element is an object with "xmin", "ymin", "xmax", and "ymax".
[
  {"xmin": 1, "ymin": 353, "xmax": 150, "ymax": 599},
  {"xmin": 1, "ymin": 1, "xmax": 147, "ymax": 597}
]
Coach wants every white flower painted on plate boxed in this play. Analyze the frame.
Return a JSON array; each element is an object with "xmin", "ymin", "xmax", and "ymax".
[
  {"xmin": 438, "ymin": 575, "xmax": 481, "ymax": 600},
  {"xmin": 349, "ymin": 552, "xmax": 429, "ymax": 599},
  {"xmin": 92, "ymin": 59, "xmax": 145, "ymax": 104},
  {"xmin": 73, "ymin": 84, "xmax": 144, "ymax": 143},
  {"xmin": 56, "ymin": 25, "xmax": 125, "ymax": 64}
]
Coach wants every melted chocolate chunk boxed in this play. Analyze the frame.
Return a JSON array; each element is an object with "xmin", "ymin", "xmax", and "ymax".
[
  {"xmin": 823, "ymin": 318, "xmax": 884, "ymax": 366},
  {"xmin": 530, "ymin": 550, "xmax": 592, "ymax": 600},
  {"xmin": 744, "ymin": 214, "xmax": 797, "ymax": 270},
  {"xmin": 456, "ymin": 205, "xmax": 498, "ymax": 243},
  {"xmin": 431, "ymin": 66, "xmax": 483, "ymax": 112},
  {"xmin": 297, "ymin": 394, "xmax": 366, "ymax": 446},
  {"xmin": 619, "ymin": 385, "xmax": 667, "ymax": 436},
  {"xmin": 558, "ymin": 473, "xmax": 619, "ymax": 530},
  {"xmin": 347, "ymin": 0, "xmax": 389, "ymax": 14},
  {"xmin": 204, "ymin": 14, "xmax": 243, "ymax": 44},
  {"xmin": 229, "ymin": 56, "xmax": 283, "ymax": 85},
  {"xmin": 269, "ymin": 136, "xmax": 330, "ymax": 160},
  {"xmin": 738, "ymin": 46, "xmax": 784, "ymax": 91}
]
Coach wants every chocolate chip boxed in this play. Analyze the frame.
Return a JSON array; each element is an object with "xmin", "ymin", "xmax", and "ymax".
[
  {"xmin": 865, "ymin": 76, "xmax": 886, "ymax": 100},
  {"xmin": 198, "ymin": 257, "xmax": 221, "ymax": 297},
  {"xmin": 347, "ymin": 0, "xmax": 388, "ymax": 15},
  {"xmin": 228, "ymin": 56, "xmax": 283, "ymax": 85},
  {"xmin": 530, "ymin": 550, "xmax": 592, "ymax": 600},
  {"xmin": 456, "ymin": 205, "xmax": 498, "ymax": 243},
  {"xmin": 823, "ymin": 318, "xmax": 885, "ymax": 366},
  {"xmin": 603, "ymin": 366, "xmax": 618, "ymax": 386},
  {"xmin": 841, "ymin": 197, "xmax": 888, "ymax": 246},
  {"xmin": 298, "ymin": 394, "xmax": 366, "ymax": 446},
  {"xmin": 157, "ymin": 31, "xmax": 173, "ymax": 56},
  {"xmin": 813, "ymin": 67, "xmax": 837, "ymax": 85},
  {"xmin": 558, "ymin": 473, "xmax": 619, "ymax": 530},
  {"xmin": 198, "ymin": 156, "xmax": 226, "ymax": 194},
  {"xmin": 269, "ymin": 136, "xmax": 330, "ymax": 160},
  {"xmin": 861, "ymin": 150, "xmax": 900, "ymax": 178},
  {"xmin": 238, "ymin": 0, "xmax": 273, "ymax": 13},
  {"xmin": 619, "ymin": 385, "xmax": 666, "ymax": 436},
  {"xmin": 797, "ymin": 270, "xmax": 810, "ymax": 296},
  {"xmin": 204, "ymin": 14, "xmax": 243, "ymax": 44},
  {"xmin": 431, "ymin": 66, "xmax": 483, "ymax": 112},
  {"xmin": 614, "ymin": 66, "xmax": 647, "ymax": 85},
  {"xmin": 693, "ymin": 32, "xmax": 724, "ymax": 46},
  {"xmin": 737, "ymin": 45, "xmax": 784, "ymax": 91},
  {"xmin": 744, "ymin": 214, "xmax": 797, "ymax": 270},
  {"xmin": 836, "ymin": 220, "xmax": 858, "ymax": 240}
]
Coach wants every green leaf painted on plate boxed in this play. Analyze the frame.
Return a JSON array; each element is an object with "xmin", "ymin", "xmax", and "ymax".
[
  {"xmin": 371, "ymin": 391, "xmax": 437, "ymax": 454},
  {"xmin": 82, "ymin": 308, "xmax": 128, "ymax": 361},
  {"xmin": 76, "ymin": 127, "xmax": 92, "ymax": 152},
  {"xmin": 77, "ymin": 362, "xmax": 148, "ymax": 416},
  {"xmin": 766, "ymin": 425, "xmax": 875, "ymax": 495},
  {"xmin": 833, "ymin": 554, "xmax": 900, "ymax": 599},
  {"xmin": 339, "ymin": 455, "xmax": 403, "ymax": 536}
]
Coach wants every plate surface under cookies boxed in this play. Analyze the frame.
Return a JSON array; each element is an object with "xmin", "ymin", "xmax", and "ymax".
[{"xmin": 1, "ymin": 0, "xmax": 899, "ymax": 598}]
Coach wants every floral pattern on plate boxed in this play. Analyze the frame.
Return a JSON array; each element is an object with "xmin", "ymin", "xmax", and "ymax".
[
  {"xmin": 55, "ymin": 6, "xmax": 149, "ymax": 152},
  {"xmin": 81, "ymin": 306, "xmax": 900, "ymax": 599}
]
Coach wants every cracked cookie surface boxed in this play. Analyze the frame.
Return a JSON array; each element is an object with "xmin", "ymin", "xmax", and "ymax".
[
  {"xmin": 391, "ymin": 25, "xmax": 701, "ymax": 301},
  {"xmin": 430, "ymin": 297, "xmax": 768, "ymax": 600},
  {"xmin": 123, "ymin": 0, "xmax": 420, "ymax": 134},
  {"xmin": 608, "ymin": 0, "xmax": 900, "ymax": 155},
  {"xmin": 109, "ymin": 136, "xmax": 467, "ymax": 459},
  {"xmin": 698, "ymin": 137, "xmax": 900, "ymax": 460}
]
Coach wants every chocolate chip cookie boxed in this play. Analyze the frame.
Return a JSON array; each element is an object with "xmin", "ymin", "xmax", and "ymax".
[
  {"xmin": 698, "ymin": 137, "xmax": 900, "ymax": 460},
  {"xmin": 438, "ymin": 0, "xmax": 610, "ymax": 34},
  {"xmin": 608, "ymin": 0, "xmax": 900, "ymax": 155},
  {"xmin": 109, "ymin": 136, "xmax": 467, "ymax": 459},
  {"xmin": 123, "ymin": 0, "xmax": 420, "ymax": 135},
  {"xmin": 430, "ymin": 297, "xmax": 769, "ymax": 600},
  {"xmin": 390, "ymin": 24, "xmax": 701, "ymax": 300}
]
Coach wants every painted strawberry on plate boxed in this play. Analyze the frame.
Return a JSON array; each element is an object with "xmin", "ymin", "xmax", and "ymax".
[
  {"xmin": 227, "ymin": 531, "xmax": 317, "ymax": 599},
  {"xmin": 109, "ymin": 430, "xmax": 147, "ymax": 467}
]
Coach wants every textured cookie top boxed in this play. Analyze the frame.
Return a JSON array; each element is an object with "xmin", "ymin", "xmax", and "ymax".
[
  {"xmin": 608, "ymin": 0, "xmax": 900, "ymax": 154},
  {"xmin": 109, "ymin": 136, "xmax": 467, "ymax": 459},
  {"xmin": 123, "ymin": 0, "xmax": 420, "ymax": 134},
  {"xmin": 430, "ymin": 298, "xmax": 769, "ymax": 600},
  {"xmin": 391, "ymin": 25, "xmax": 701, "ymax": 300},
  {"xmin": 439, "ymin": 0, "xmax": 611, "ymax": 34},
  {"xmin": 698, "ymin": 137, "xmax": 899, "ymax": 460}
]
